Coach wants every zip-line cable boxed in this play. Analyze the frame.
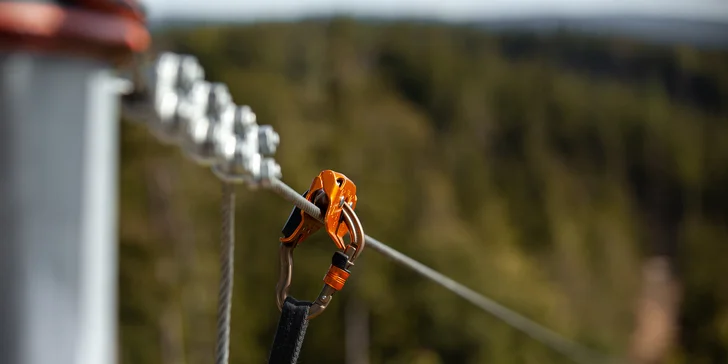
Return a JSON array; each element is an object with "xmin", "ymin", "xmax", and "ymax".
[
  {"xmin": 267, "ymin": 178, "xmax": 619, "ymax": 364},
  {"xmin": 215, "ymin": 183, "xmax": 236, "ymax": 364}
]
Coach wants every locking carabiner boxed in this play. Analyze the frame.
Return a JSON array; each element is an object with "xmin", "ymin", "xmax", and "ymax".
[{"xmin": 275, "ymin": 171, "xmax": 365, "ymax": 320}]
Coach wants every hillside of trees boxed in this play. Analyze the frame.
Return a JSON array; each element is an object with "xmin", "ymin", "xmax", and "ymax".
[{"xmin": 119, "ymin": 18, "xmax": 728, "ymax": 364}]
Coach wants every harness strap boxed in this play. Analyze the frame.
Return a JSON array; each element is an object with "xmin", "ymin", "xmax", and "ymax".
[{"xmin": 268, "ymin": 296, "xmax": 312, "ymax": 364}]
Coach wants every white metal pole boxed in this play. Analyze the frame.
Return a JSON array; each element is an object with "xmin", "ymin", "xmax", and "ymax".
[{"xmin": 0, "ymin": 52, "xmax": 121, "ymax": 364}]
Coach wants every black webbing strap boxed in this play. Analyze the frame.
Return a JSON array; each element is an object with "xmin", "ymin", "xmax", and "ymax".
[{"xmin": 268, "ymin": 296, "xmax": 312, "ymax": 364}]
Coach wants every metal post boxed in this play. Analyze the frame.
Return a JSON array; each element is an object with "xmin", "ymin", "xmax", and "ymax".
[{"xmin": 0, "ymin": 52, "xmax": 121, "ymax": 364}]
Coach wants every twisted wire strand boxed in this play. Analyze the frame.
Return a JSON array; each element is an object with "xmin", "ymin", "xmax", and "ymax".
[{"xmin": 215, "ymin": 183, "xmax": 236, "ymax": 364}]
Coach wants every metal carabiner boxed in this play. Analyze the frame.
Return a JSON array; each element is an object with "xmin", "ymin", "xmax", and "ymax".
[{"xmin": 276, "ymin": 199, "xmax": 365, "ymax": 319}]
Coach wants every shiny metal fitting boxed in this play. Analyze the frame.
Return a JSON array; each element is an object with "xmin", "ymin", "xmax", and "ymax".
[
  {"xmin": 146, "ymin": 53, "xmax": 181, "ymax": 144},
  {"xmin": 258, "ymin": 125, "xmax": 280, "ymax": 156},
  {"xmin": 212, "ymin": 104, "xmax": 283, "ymax": 186},
  {"xmin": 121, "ymin": 52, "xmax": 285, "ymax": 187},
  {"xmin": 212, "ymin": 106, "xmax": 263, "ymax": 183},
  {"xmin": 180, "ymin": 82, "xmax": 233, "ymax": 166},
  {"xmin": 176, "ymin": 80, "xmax": 211, "ymax": 134},
  {"xmin": 236, "ymin": 105, "xmax": 257, "ymax": 129},
  {"xmin": 176, "ymin": 55, "xmax": 205, "ymax": 92},
  {"xmin": 206, "ymin": 83, "xmax": 233, "ymax": 118},
  {"xmin": 146, "ymin": 54, "xmax": 206, "ymax": 145},
  {"xmin": 257, "ymin": 158, "xmax": 282, "ymax": 187}
]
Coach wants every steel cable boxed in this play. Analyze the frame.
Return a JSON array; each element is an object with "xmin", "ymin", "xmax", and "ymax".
[{"xmin": 215, "ymin": 183, "xmax": 236, "ymax": 364}]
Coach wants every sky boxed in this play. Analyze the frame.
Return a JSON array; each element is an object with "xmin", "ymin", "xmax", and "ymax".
[{"xmin": 144, "ymin": 0, "xmax": 728, "ymax": 22}]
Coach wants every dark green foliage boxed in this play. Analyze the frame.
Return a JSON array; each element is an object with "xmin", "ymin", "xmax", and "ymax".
[{"xmin": 119, "ymin": 19, "xmax": 728, "ymax": 364}]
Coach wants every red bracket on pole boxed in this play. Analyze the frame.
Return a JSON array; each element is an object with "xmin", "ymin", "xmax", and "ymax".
[{"xmin": 0, "ymin": 0, "xmax": 150, "ymax": 64}]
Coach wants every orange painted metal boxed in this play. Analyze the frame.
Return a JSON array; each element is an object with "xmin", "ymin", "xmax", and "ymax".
[
  {"xmin": 323, "ymin": 265, "xmax": 350, "ymax": 291},
  {"xmin": 317, "ymin": 170, "xmax": 358, "ymax": 250},
  {"xmin": 279, "ymin": 185, "xmax": 324, "ymax": 246},
  {"xmin": 279, "ymin": 170, "xmax": 357, "ymax": 251}
]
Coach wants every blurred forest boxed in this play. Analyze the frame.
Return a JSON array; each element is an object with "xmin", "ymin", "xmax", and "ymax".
[{"xmin": 119, "ymin": 18, "xmax": 728, "ymax": 364}]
